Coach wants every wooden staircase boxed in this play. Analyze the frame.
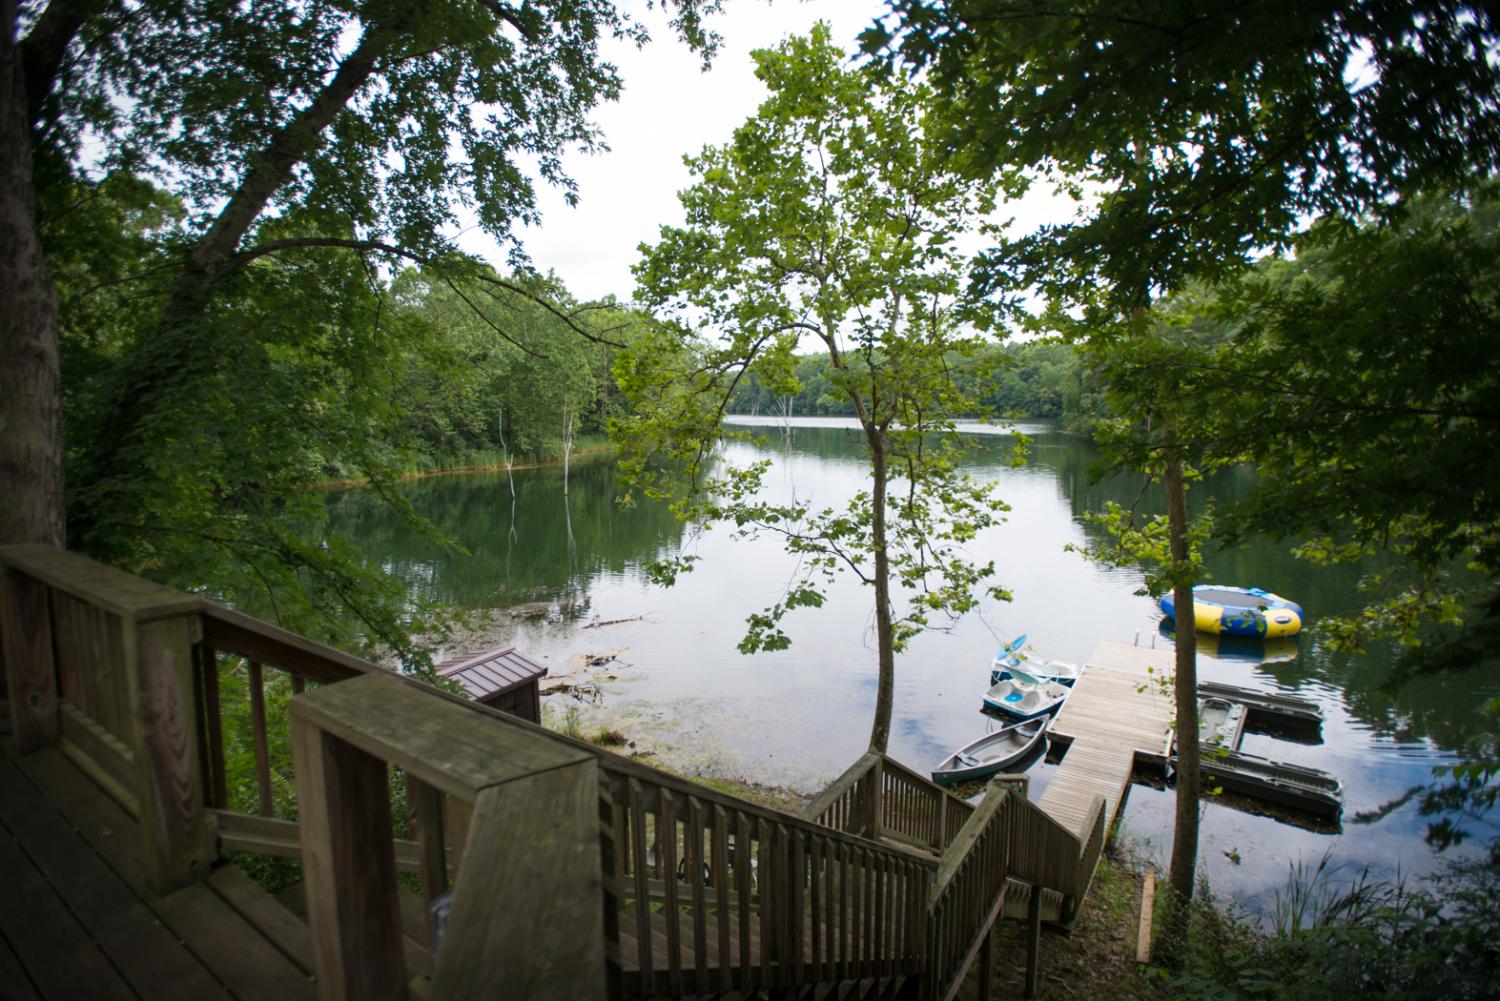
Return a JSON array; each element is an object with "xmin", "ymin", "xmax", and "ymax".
[{"xmin": 0, "ymin": 544, "xmax": 1102, "ymax": 1000}]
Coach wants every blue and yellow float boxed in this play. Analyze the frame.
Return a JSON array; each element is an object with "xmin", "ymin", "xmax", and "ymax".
[{"xmin": 1159, "ymin": 585, "xmax": 1304, "ymax": 639}]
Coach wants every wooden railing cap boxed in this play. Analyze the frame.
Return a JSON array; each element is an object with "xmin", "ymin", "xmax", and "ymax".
[
  {"xmin": 0, "ymin": 544, "xmax": 203, "ymax": 623},
  {"xmin": 290, "ymin": 672, "xmax": 594, "ymax": 801}
]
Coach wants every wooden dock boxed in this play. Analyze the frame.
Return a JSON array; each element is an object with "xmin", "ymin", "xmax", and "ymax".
[{"xmin": 1039, "ymin": 641, "xmax": 1176, "ymax": 839}]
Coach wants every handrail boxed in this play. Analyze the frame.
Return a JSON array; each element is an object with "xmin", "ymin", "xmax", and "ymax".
[
  {"xmin": 926, "ymin": 781, "xmax": 1016, "ymax": 1001},
  {"xmin": 800, "ymin": 751, "xmax": 881, "ymax": 835}
]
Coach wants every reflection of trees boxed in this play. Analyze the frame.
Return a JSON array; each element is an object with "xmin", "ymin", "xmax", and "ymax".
[
  {"xmin": 1037, "ymin": 425, "xmax": 1497, "ymax": 757},
  {"xmin": 322, "ymin": 455, "xmax": 686, "ymax": 609}
]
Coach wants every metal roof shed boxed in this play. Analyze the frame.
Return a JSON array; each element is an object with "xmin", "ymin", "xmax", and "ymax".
[{"xmin": 433, "ymin": 645, "xmax": 548, "ymax": 724}]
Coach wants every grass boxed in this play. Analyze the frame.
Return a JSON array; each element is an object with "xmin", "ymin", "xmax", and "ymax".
[
  {"xmin": 316, "ymin": 436, "xmax": 617, "ymax": 487},
  {"xmin": 965, "ymin": 849, "xmax": 1165, "ymax": 1001}
]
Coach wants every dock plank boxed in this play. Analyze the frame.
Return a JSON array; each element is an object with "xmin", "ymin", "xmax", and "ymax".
[{"xmin": 1039, "ymin": 642, "xmax": 1176, "ymax": 840}]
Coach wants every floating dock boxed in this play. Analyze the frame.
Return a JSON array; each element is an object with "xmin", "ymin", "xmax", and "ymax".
[{"xmin": 1039, "ymin": 641, "xmax": 1176, "ymax": 839}]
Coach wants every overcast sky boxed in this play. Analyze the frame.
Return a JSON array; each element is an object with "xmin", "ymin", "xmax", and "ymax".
[
  {"xmin": 456, "ymin": 0, "xmax": 887, "ymax": 302},
  {"xmin": 455, "ymin": 0, "xmax": 1083, "ymax": 306}
]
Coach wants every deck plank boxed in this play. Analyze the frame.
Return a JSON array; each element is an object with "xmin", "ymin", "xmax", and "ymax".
[
  {"xmin": 0, "ymin": 814, "xmax": 136, "ymax": 1001},
  {"xmin": 5, "ymin": 743, "xmax": 316, "ymax": 1000},
  {"xmin": 0, "ymin": 755, "xmax": 229, "ymax": 1000}
]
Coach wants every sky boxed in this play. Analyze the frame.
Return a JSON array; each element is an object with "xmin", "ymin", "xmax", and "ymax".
[{"xmin": 455, "ymin": 0, "xmax": 1078, "ymax": 305}]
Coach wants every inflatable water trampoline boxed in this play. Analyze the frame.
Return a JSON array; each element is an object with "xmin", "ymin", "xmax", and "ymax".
[{"xmin": 1159, "ymin": 585, "xmax": 1304, "ymax": 638}]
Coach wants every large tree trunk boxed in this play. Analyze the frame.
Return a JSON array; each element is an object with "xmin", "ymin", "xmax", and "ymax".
[
  {"xmin": 0, "ymin": 3, "xmax": 63, "ymax": 548},
  {"xmin": 866, "ymin": 428, "xmax": 895, "ymax": 753},
  {"xmin": 1159, "ymin": 425, "xmax": 1200, "ymax": 964}
]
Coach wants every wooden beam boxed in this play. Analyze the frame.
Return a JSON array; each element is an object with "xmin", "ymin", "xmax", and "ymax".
[
  {"xmin": 200, "ymin": 606, "xmax": 374, "ymax": 684},
  {"xmin": 293, "ymin": 717, "xmax": 407, "ymax": 1001},
  {"xmin": 1135, "ymin": 870, "xmax": 1156, "ymax": 965},
  {"xmin": 0, "ymin": 566, "xmax": 59, "ymax": 751},
  {"xmin": 431, "ymin": 759, "xmax": 608, "ymax": 999}
]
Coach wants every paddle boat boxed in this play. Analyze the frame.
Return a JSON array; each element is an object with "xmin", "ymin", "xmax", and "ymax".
[
  {"xmin": 1159, "ymin": 585, "xmax": 1304, "ymax": 638},
  {"xmin": 982, "ymin": 668, "xmax": 1070, "ymax": 721},
  {"xmin": 930, "ymin": 717, "xmax": 1048, "ymax": 786},
  {"xmin": 991, "ymin": 635, "xmax": 1081, "ymax": 686}
]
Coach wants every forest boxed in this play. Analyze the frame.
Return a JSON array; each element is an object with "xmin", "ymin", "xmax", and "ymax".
[{"xmin": 3, "ymin": 1, "xmax": 1500, "ymax": 994}]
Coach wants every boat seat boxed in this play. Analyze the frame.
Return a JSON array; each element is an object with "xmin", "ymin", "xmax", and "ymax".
[{"xmin": 956, "ymin": 752, "xmax": 983, "ymax": 767}]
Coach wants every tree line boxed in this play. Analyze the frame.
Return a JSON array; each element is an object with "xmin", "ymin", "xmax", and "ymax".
[{"xmin": 724, "ymin": 338, "xmax": 1107, "ymax": 430}]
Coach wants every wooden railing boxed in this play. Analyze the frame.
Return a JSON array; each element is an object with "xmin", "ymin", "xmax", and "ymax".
[
  {"xmin": 1, "ymin": 544, "xmax": 1115, "ymax": 999},
  {"xmin": 926, "ymin": 781, "xmax": 1016, "ymax": 1001},
  {"xmin": 598, "ymin": 758, "xmax": 934, "ymax": 996},
  {"xmin": 802, "ymin": 750, "xmax": 975, "ymax": 853},
  {"xmin": 880, "ymin": 753, "xmax": 975, "ymax": 852}
]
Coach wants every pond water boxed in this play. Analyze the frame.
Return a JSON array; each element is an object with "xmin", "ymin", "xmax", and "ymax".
[{"xmin": 324, "ymin": 416, "xmax": 1498, "ymax": 914}]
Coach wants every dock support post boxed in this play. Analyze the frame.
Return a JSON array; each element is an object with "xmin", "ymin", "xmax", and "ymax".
[{"xmin": 1024, "ymin": 885, "xmax": 1042, "ymax": 999}]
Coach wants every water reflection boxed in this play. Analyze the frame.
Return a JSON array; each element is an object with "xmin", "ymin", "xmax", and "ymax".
[{"xmin": 325, "ymin": 418, "xmax": 1498, "ymax": 912}]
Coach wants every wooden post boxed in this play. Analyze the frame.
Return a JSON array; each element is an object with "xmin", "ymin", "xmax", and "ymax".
[
  {"xmin": 1024, "ymin": 886, "xmax": 1042, "ymax": 999},
  {"xmin": 407, "ymin": 776, "xmax": 448, "ymax": 949},
  {"xmin": 977, "ymin": 916, "xmax": 994, "ymax": 1001},
  {"xmin": 865, "ymin": 757, "xmax": 884, "ymax": 841},
  {"xmin": 198, "ymin": 643, "xmax": 228, "ymax": 809},
  {"xmin": 293, "ymin": 716, "xmax": 407, "ymax": 1001},
  {"xmin": 432, "ymin": 759, "xmax": 608, "ymax": 999},
  {"xmin": 0, "ymin": 566, "xmax": 59, "ymax": 751},
  {"xmin": 133, "ymin": 614, "xmax": 213, "ymax": 893}
]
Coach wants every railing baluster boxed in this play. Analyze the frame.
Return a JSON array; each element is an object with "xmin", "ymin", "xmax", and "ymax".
[
  {"xmin": 659, "ymin": 787, "xmax": 682, "ymax": 995},
  {"xmin": 736, "ymin": 812, "xmax": 753, "ymax": 991},
  {"xmin": 628, "ymin": 779, "xmax": 653, "ymax": 990},
  {"xmin": 808, "ymin": 834, "xmax": 821, "ymax": 983},
  {"xmin": 687, "ymin": 795, "xmax": 707, "ymax": 994},
  {"xmin": 247, "ymin": 660, "xmax": 274, "ymax": 816},
  {"xmin": 712, "ymin": 805, "xmax": 731, "ymax": 993},
  {"xmin": 198, "ymin": 644, "xmax": 227, "ymax": 809},
  {"xmin": 758, "ymin": 820, "xmax": 774, "ymax": 990}
]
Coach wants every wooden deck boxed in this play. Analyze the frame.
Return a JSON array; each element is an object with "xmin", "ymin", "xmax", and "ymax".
[
  {"xmin": 0, "ymin": 735, "xmax": 318, "ymax": 1000},
  {"xmin": 1039, "ymin": 641, "xmax": 1176, "ymax": 839}
]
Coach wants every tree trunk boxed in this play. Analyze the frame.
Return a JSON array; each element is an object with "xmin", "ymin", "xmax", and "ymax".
[
  {"xmin": 561, "ymin": 406, "xmax": 573, "ymax": 497},
  {"xmin": 0, "ymin": 4, "xmax": 63, "ymax": 548},
  {"xmin": 866, "ymin": 427, "xmax": 895, "ymax": 754},
  {"xmin": 1159, "ymin": 423, "xmax": 1200, "ymax": 964}
]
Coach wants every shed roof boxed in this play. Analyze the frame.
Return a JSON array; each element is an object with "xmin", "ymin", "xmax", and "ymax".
[{"xmin": 434, "ymin": 645, "xmax": 548, "ymax": 702}]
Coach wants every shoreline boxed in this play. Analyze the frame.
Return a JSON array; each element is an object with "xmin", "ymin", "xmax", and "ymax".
[{"xmin": 311, "ymin": 444, "xmax": 616, "ymax": 489}]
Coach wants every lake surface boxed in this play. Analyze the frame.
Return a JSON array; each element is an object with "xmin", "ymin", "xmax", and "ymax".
[{"xmin": 325, "ymin": 416, "xmax": 1498, "ymax": 914}]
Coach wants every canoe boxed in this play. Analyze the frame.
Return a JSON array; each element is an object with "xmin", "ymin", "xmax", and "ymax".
[
  {"xmin": 931, "ymin": 718, "xmax": 1048, "ymax": 786},
  {"xmin": 1160, "ymin": 585, "xmax": 1304, "ymax": 638},
  {"xmin": 982, "ymin": 672, "xmax": 1070, "ymax": 720}
]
